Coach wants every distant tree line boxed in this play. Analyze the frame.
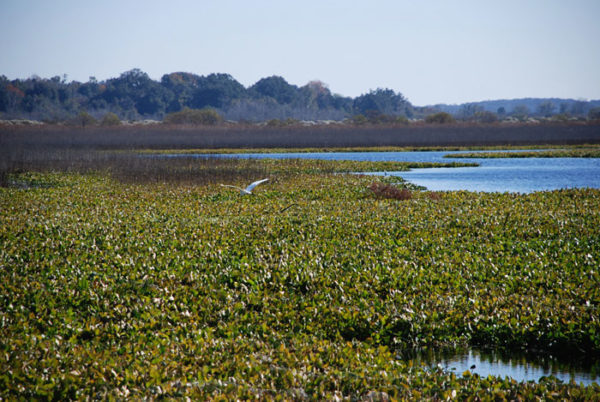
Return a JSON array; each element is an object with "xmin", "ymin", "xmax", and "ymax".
[
  {"xmin": 428, "ymin": 98, "xmax": 600, "ymax": 122},
  {"xmin": 0, "ymin": 69, "xmax": 413, "ymax": 123},
  {"xmin": 2, "ymin": 69, "xmax": 599, "ymax": 124}
]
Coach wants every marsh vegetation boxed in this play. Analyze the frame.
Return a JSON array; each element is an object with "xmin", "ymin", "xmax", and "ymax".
[
  {"xmin": 446, "ymin": 147, "xmax": 600, "ymax": 159},
  {"xmin": 1, "ymin": 142, "xmax": 599, "ymax": 398}
]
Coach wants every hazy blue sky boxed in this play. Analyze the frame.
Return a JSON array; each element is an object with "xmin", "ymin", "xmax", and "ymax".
[{"xmin": 1, "ymin": 0, "xmax": 599, "ymax": 105}]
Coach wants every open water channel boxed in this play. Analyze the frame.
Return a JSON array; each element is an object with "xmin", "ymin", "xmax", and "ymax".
[
  {"xmin": 163, "ymin": 150, "xmax": 600, "ymax": 193},
  {"xmin": 161, "ymin": 150, "xmax": 599, "ymax": 384}
]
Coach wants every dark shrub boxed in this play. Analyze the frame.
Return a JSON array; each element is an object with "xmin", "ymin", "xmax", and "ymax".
[
  {"xmin": 100, "ymin": 112, "xmax": 121, "ymax": 126},
  {"xmin": 369, "ymin": 182, "xmax": 412, "ymax": 200},
  {"xmin": 425, "ymin": 112, "xmax": 455, "ymax": 124},
  {"xmin": 266, "ymin": 118, "xmax": 300, "ymax": 127},
  {"xmin": 589, "ymin": 107, "xmax": 600, "ymax": 121},
  {"xmin": 163, "ymin": 108, "xmax": 223, "ymax": 125},
  {"xmin": 69, "ymin": 111, "xmax": 97, "ymax": 128},
  {"xmin": 427, "ymin": 191, "xmax": 443, "ymax": 200}
]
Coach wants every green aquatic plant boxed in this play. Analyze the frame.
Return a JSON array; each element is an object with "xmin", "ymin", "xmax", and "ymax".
[{"xmin": 1, "ymin": 159, "xmax": 599, "ymax": 399}]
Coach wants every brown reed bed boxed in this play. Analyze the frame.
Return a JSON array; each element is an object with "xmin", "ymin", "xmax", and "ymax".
[
  {"xmin": 1, "ymin": 121, "xmax": 599, "ymax": 152},
  {"xmin": 0, "ymin": 149, "xmax": 268, "ymax": 187},
  {"xmin": 2, "ymin": 121, "xmax": 598, "ymax": 187}
]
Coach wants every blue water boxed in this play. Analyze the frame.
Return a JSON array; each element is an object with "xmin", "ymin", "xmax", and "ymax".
[
  {"xmin": 371, "ymin": 157, "xmax": 600, "ymax": 193},
  {"xmin": 162, "ymin": 150, "xmax": 600, "ymax": 193},
  {"xmin": 418, "ymin": 349, "xmax": 599, "ymax": 385}
]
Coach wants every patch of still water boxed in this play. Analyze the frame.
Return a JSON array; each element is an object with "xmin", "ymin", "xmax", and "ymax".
[{"xmin": 402, "ymin": 348, "xmax": 599, "ymax": 385}]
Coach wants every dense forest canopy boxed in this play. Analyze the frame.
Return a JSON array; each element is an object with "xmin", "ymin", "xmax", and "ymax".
[
  {"xmin": 0, "ymin": 69, "xmax": 411, "ymax": 123},
  {"xmin": 1, "ymin": 69, "xmax": 599, "ymax": 123}
]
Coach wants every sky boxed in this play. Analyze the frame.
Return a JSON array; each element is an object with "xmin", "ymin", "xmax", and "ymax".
[{"xmin": 1, "ymin": 0, "xmax": 599, "ymax": 106}]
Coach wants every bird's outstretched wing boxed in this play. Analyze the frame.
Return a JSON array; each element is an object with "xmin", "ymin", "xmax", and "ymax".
[
  {"xmin": 245, "ymin": 178, "xmax": 269, "ymax": 192},
  {"xmin": 220, "ymin": 184, "xmax": 244, "ymax": 192}
]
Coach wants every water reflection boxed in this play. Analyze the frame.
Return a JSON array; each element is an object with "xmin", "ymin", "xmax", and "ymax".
[{"xmin": 401, "ymin": 348, "xmax": 599, "ymax": 385}]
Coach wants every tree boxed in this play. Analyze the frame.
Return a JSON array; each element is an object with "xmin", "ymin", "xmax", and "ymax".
[
  {"xmin": 353, "ymin": 88, "xmax": 412, "ymax": 117},
  {"xmin": 537, "ymin": 101, "xmax": 555, "ymax": 117},
  {"xmin": 0, "ymin": 76, "xmax": 22, "ymax": 112},
  {"xmin": 189, "ymin": 74, "xmax": 246, "ymax": 109},
  {"xmin": 99, "ymin": 69, "xmax": 170, "ymax": 117},
  {"xmin": 473, "ymin": 111, "xmax": 498, "ymax": 123},
  {"xmin": 100, "ymin": 112, "xmax": 121, "ymax": 126},
  {"xmin": 457, "ymin": 104, "xmax": 484, "ymax": 121},
  {"xmin": 559, "ymin": 103, "xmax": 569, "ymax": 115},
  {"xmin": 73, "ymin": 111, "xmax": 97, "ymax": 127},
  {"xmin": 512, "ymin": 105, "xmax": 530, "ymax": 121},
  {"xmin": 588, "ymin": 107, "xmax": 600, "ymax": 120},
  {"xmin": 160, "ymin": 72, "xmax": 202, "ymax": 112},
  {"xmin": 351, "ymin": 114, "xmax": 368, "ymax": 125},
  {"xmin": 1, "ymin": 70, "xmax": 415, "ymax": 123},
  {"xmin": 136, "ymin": 85, "xmax": 170, "ymax": 116},
  {"xmin": 570, "ymin": 101, "xmax": 586, "ymax": 116},
  {"xmin": 249, "ymin": 76, "xmax": 298, "ymax": 104},
  {"xmin": 297, "ymin": 80, "xmax": 328, "ymax": 110}
]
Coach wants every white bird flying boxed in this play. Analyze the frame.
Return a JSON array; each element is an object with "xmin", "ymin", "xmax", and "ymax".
[{"xmin": 220, "ymin": 178, "xmax": 269, "ymax": 195}]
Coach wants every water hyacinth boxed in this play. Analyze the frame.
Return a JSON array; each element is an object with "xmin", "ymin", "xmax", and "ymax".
[{"xmin": 0, "ymin": 157, "xmax": 599, "ymax": 399}]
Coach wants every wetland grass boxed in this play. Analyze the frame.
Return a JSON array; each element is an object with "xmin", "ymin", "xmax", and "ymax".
[{"xmin": 446, "ymin": 146, "xmax": 600, "ymax": 159}]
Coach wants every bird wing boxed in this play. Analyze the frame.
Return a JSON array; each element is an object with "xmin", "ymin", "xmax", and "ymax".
[
  {"xmin": 245, "ymin": 178, "xmax": 269, "ymax": 192},
  {"xmin": 220, "ymin": 184, "xmax": 244, "ymax": 192}
]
